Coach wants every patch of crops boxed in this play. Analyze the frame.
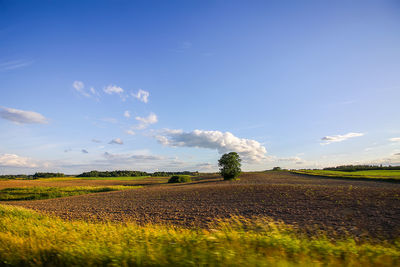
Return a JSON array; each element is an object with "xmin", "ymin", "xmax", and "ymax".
[
  {"xmin": 0, "ymin": 186, "xmax": 140, "ymax": 201},
  {"xmin": 0, "ymin": 205, "xmax": 398, "ymax": 266}
]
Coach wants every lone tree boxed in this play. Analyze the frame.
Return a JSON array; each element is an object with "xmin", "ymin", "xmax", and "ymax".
[{"xmin": 218, "ymin": 152, "xmax": 241, "ymax": 180}]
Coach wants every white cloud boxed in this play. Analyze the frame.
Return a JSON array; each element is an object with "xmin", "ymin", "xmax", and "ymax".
[
  {"xmin": 132, "ymin": 89, "xmax": 149, "ymax": 103},
  {"xmin": 125, "ymin": 129, "xmax": 135, "ymax": 135},
  {"xmin": 321, "ymin": 132, "xmax": 364, "ymax": 145},
  {"xmin": 0, "ymin": 106, "xmax": 48, "ymax": 124},
  {"xmin": 155, "ymin": 129, "xmax": 267, "ymax": 162},
  {"xmin": 104, "ymin": 85, "xmax": 124, "ymax": 95},
  {"xmin": 92, "ymin": 139, "xmax": 102, "ymax": 143},
  {"xmin": 134, "ymin": 112, "xmax": 158, "ymax": 129},
  {"xmin": 109, "ymin": 138, "xmax": 123, "ymax": 145},
  {"xmin": 389, "ymin": 137, "xmax": 400, "ymax": 142},
  {"xmin": 0, "ymin": 60, "xmax": 33, "ymax": 71},
  {"xmin": 0, "ymin": 154, "xmax": 39, "ymax": 168},
  {"xmin": 124, "ymin": 110, "xmax": 131, "ymax": 118},
  {"xmin": 73, "ymin": 81, "xmax": 98, "ymax": 98}
]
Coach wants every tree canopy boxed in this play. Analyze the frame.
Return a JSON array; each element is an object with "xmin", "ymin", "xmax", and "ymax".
[{"xmin": 218, "ymin": 152, "xmax": 241, "ymax": 180}]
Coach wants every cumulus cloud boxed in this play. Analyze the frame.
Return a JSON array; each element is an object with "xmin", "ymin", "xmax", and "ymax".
[
  {"xmin": 389, "ymin": 137, "xmax": 400, "ymax": 142},
  {"xmin": 104, "ymin": 85, "xmax": 124, "ymax": 95},
  {"xmin": 132, "ymin": 89, "xmax": 149, "ymax": 103},
  {"xmin": 0, "ymin": 106, "xmax": 48, "ymax": 124},
  {"xmin": 321, "ymin": 132, "xmax": 364, "ymax": 145},
  {"xmin": 124, "ymin": 110, "xmax": 131, "ymax": 118},
  {"xmin": 0, "ymin": 154, "xmax": 39, "ymax": 168},
  {"xmin": 109, "ymin": 138, "xmax": 123, "ymax": 145},
  {"xmin": 81, "ymin": 149, "xmax": 89, "ymax": 154},
  {"xmin": 155, "ymin": 129, "xmax": 267, "ymax": 162},
  {"xmin": 134, "ymin": 112, "xmax": 158, "ymax": 129}
]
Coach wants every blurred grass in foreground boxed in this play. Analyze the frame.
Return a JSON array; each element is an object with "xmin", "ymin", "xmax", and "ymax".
[
  {"xmin": 292, "ymin": 170, "xmax": 400, "ymax": 181},
  {"xmin": 0, "ymin": 205, "xmax": 398, "ymax": 266},
  {"xmin": 0, "ymin": 186, "xmax": 140, "ymax": 201}
]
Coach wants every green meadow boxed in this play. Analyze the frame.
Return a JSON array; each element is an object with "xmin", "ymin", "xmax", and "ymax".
[
  {"xmin": 292, "ymin": 170, "xmax": 400, "ymax": 181},
  {"xmin": 0, "ymin": 205, "xmax": 398, "ymax": 266},
  {"xmin": 0, "ymin": 186, "xmax": 140, "ymax": 201}
]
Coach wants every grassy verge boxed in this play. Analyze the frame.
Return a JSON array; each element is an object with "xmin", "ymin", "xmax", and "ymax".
[
  {"xmin": 0, "ymin": 186, "xmax": 141, "ymax": 201},
  {"xmin": 0, "ymin": 205, "xmax": 398, "ymax": 266},
  {"xmin": 292, "ymin": 170, "xmax": 400, "ymax": 181}
]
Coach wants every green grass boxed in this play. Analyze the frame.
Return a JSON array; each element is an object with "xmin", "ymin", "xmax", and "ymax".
[
  {"xmin": 0, "ymin": 186, "xmax": 141, "ymax": 201},
  {"xmin": 0, "ymin": 205, "xmax": 398, "ymax": 266},
  {"xmin": 292, "ymin": 170, "xmax": 400, "ymax": 181}
]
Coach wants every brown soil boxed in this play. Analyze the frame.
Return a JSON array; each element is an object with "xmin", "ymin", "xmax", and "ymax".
[{"xmin": 4, "ymin": 172, "xmax": 400, "ymax": 239}]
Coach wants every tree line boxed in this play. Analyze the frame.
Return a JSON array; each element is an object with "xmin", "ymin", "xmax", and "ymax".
[
  {"xmin": 0, "ymin": 172, "xmax": 65, "ymax": 179},
  {"xmin": 323, "ymin": 165, "xmax": 400, "ymax": 172}
]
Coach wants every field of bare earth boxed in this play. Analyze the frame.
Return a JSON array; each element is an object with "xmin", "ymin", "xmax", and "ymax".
[{"xmin": 4, "ymin": 171, "xmax": 400, "ymax": 240}]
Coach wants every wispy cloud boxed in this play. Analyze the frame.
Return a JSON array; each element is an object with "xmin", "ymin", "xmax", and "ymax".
[
  {"xmin": 101, "ymin": 117, "xmax": 118, "ymax": 124},
  {"xmin": 134, "ymin": 112, "xmax": 158, "ymax": 129},
  {"xmin": 125, "ymin": 130, "xmax": 135, "ymax": 135},
  {"xmin": 81, "ymin": 149, "xmax": 89, "ymax": 154},
  {"xmin": 321, "ymin": 132, "xmax": 364, "ymax": 145},
  {"xmin": 109, "ymin": 138, "xmax": 123, "ymax": 145},
  {"xmin": 155, "ymin": 129, "xmax": 267, "ymax": 162},
  {"xmin": 0, "ymin": 106, "xmax": 48, "ymax": 124},
  {"xmin": 131, "ymin": 89, "xmax": 149, "ymax": 103},
  {"xmin": 124, "ymin": 110, "xmax": 131, "ymax": 118},
  {"xmin": 73, "ymin": 81, "xmax": 99, "ymax": 98},
  {"xmin": 389, "ymin": 137, "xmax": 400, "ymax": 142},
  {"xmin": 0, "ymin": 60, "xmax": 33, "ymax": 71},
  {"xmin": 91, "ymin": 139, "xmax": 102, "ymax": 143}
]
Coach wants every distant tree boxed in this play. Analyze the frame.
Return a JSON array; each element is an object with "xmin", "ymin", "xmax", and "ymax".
[
  {"xmin": 272, "ymin": 167, "xmax": 282, "ymax": 171},
  {"xmin": 218, "ymin": 152, "xmax": 241, "ymax": 180}
]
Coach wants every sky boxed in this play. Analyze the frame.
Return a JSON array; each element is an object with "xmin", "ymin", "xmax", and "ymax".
[{"xmin": 1, "ymin": 0, "xmax": 400, "ymax": 174}]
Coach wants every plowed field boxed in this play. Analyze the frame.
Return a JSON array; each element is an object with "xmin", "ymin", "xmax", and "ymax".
[{"xmin": 4, "ymin": 172, "xmax": 400, "ymax": 239}]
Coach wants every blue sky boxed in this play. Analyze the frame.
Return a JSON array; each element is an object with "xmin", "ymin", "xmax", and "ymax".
[{"xmin": 1, "ymin": 0, "xmax": 400, "ymax": 174}]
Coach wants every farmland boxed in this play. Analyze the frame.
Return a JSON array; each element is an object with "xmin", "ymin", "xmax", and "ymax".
[
  {"xmin": 292, "ymin": 169, "xmax": 400, "ymax": 181},
  {"xmin": 0, "ymin": 171, "xmax": 399, "ymax": 265},
  {"xmin": 0, "ymin": 186, "xmax": 140, "ymax": 201}
]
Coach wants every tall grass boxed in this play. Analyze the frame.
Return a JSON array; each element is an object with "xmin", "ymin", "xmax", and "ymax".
[
  {"xmin": 0, "ymin": 205, "xmax": 398, "ymax": 266},
  {"xmin": 0, "ymin": 186, "xmax": 140, "ymax": 201}
]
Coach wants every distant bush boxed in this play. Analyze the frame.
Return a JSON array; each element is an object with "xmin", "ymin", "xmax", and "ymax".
[
  {"xmin": 168, "ymin": 175, "xmax": 192, "ymax": 183},
  {"xmin": 272, "ymin": 167, "xmax": 282, "ymax": 171}
]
